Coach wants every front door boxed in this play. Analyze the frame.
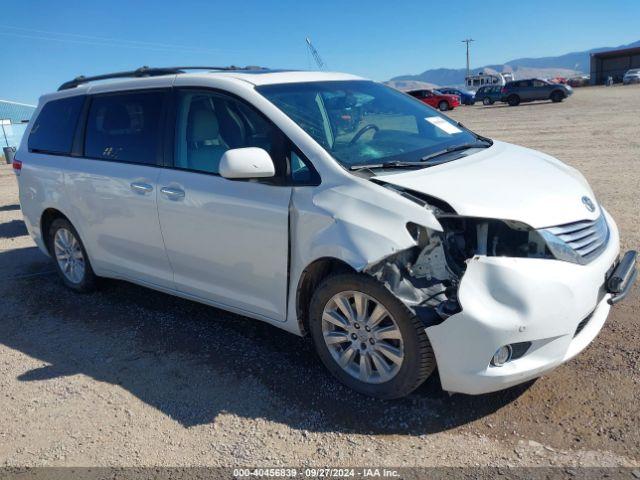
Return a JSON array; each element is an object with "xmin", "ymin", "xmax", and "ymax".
[{"xmin": 157, "ymin": 89, "xmax": 292, "ymax": 321}]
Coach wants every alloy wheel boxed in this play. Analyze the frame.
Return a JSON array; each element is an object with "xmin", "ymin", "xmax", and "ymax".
[
  {"xmin": 53, "ymin": 228, "xmax": 86, "ymax": 284},
  {"xmin": 321, "ymin": 291, "xmax": 404, "ymax": 384}
]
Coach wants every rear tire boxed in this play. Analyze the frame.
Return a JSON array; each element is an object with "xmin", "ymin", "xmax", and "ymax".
[
  {"xmin": 438, "ymin": 101, "xmax": 449, "ymax": 111},
  {"xmin": 551, "ymin": 91, "xmax": 564, "ymax": 102},
  {"xmin": 309, "ymin": 273, "xmax": 436, "ymax": 399},
  {"xmin": 507, "ymin": 95, "xmax": 520, "ymax": 106},
  {"xmin": 482, "ymin": 97, "xmax": 492, "ymax": 105},
  {"xmin": 48, "ymin": 218, "xmax": 97, "ymax": 293}
]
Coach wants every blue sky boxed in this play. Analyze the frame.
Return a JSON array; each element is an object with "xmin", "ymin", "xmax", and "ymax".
[{"xmin": 2, "ymin": 0, "xmax": 639, "ymax": 104}]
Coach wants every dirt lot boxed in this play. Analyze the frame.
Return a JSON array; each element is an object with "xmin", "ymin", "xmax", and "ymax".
[{"xmin": 0, "ymin": 85, "xmax": 638, "ymax": 468}]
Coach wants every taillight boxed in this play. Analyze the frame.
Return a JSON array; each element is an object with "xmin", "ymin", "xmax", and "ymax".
[{"xmin": 12, "ymin": 159, "xmax": 22, "ymax": 174}]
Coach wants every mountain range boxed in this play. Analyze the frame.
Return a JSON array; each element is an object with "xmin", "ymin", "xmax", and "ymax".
[{"xmin": 387, "ymin": 40, "xmax": 640, "ymax": 89}]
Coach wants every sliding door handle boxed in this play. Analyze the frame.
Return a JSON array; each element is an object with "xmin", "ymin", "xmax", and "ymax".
[
  {"xmin": 160, "ymin": 186, "xmax": 185, "ymax": 200},
  {"xmin": 130, "ymin": 182, "xmax": 153, "ymax": 194}
]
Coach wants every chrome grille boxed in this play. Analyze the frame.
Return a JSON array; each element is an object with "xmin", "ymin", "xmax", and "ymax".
[{"xmin": 544, "ymin": 214, "xmax": 609, "ymax": 263}]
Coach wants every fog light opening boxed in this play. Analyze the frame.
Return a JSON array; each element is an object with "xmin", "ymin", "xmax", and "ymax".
[{"xmin": 491, "ymin": 345, "xmax": 513, "ymax": 367}]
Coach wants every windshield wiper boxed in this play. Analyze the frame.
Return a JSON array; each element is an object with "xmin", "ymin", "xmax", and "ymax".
[
  {"xmin": 350, "ymin": 140, "xmax": 492, "ymax": 172},
  {"xmin": 456, "ymin": 122, "xmax": 494, "ymax": 145},
  {"xmin": 420, "ymin": 141, "xmax": 491, "ymax": 163},
  {"xmin": 349, "ymin": 161, "xmax": 427, "ymax": 171}
]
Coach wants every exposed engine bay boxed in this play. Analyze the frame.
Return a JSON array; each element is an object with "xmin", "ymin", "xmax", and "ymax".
[{"xmin": 365, "ymin": 184, "xmax": 557, "ymax": 327}]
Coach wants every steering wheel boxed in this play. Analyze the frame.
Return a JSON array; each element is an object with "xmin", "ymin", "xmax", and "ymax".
[{"xmin": 349, "ymin": 124, "xmax": 379, "ymax": 146}]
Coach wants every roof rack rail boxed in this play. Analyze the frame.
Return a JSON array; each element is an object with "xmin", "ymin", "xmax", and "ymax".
[{"xmin": 57, "ymin": 65, "xmax": 268, "ymax": 91}]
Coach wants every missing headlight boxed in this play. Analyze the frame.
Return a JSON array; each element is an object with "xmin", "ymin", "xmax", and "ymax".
[{"xmin": 438, "ymin": 216, "xmax": 554, "ymax": 274}]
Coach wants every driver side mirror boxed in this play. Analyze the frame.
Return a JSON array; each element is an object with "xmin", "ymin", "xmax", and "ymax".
[{"xmin": 219, "ymin": 147, "xmax": 275, "ymax": 179}]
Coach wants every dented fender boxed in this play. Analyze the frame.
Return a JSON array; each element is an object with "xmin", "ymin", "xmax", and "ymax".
[{"xmin": 286, "ymin": 179, "xmax": 445, "ymax": 333}]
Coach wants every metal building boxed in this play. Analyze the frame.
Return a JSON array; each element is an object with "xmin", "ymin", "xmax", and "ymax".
[
  {"xmin": 0, "ymin": 99, "xmax": 36, "ymax": 148},
  {"xmin": 590, "ymin": 46, "xmax": 640, "ymax": 85}
]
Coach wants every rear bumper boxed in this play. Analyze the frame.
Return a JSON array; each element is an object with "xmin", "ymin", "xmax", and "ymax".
[{"xmin": 426, "ymin": 210, "xmax": 630, "ymax": 395}]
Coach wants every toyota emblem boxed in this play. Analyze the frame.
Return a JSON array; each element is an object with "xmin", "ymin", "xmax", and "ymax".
[{"xmin": 582, "ymin": 196, "xmax": 596, "ymax": 212}]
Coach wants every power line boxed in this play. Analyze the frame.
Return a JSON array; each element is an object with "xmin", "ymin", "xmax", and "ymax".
[{"xmin": 0, "ymin": 26, "xmax": 228, "ymax": 55}]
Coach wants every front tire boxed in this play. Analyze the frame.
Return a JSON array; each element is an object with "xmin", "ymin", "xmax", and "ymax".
[
  {"xmin": 438, "ymin": 100, "xmax": 449, "ymax": 111},
  {"xmin": 482, "ymin": 97, "xmax": 492, "ymax": 105},
  {"xmin": 48, "ymin": 218, "xmax": 97, "ymax": 293},
  {"xmin": 309, "ymin": 273, "xmax": 436, "ymax": 399},
  {"xmin": 551, "ymin": 91, "xmax": 564, "ymax": 102}
]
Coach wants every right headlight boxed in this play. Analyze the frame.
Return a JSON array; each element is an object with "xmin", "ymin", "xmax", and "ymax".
[
  {"xmin": 437, "ymin": 216, "xmax": 555, "ymax": 275},
  {"xmin": 438, "ymin": 213, "xmax": 609, "ymax": 272}
]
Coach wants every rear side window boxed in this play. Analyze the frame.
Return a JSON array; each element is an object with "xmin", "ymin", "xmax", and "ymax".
[
  {"xmin": 28, "ymin": 96, "xmax": 84, "ymax": 154},
  {"xmin": 84, "ymin": 91, "xmax": 165, "ymax": 164}
]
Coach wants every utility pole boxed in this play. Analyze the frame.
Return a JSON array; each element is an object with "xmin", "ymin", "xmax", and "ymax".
[{"xmin": 462, "ymin": 38, "xmax": 474, "ymax": 78}]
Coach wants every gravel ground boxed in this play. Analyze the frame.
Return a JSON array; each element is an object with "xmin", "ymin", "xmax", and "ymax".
[{"xmin": 0, "ymin": 85, "xmax": 638, "ymax": 468}]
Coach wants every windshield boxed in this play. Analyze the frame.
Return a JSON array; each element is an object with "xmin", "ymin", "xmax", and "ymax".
[{"xmin": 257, "ymin": 80, "xmax": 480, "ymax": 168}]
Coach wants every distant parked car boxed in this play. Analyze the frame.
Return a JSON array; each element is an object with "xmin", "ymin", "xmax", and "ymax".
[
  {"xmin": 436, "ymin": 88, "xmax": 475, "ymax": 105},
  {"xmin": 567, "ymin": 76, "xmax": 590, "ymax": 88},
  {"xmin": 623, "ymin": 69, "xmax": 640, "ymax": 85},
  {"xmin": 548, "ymin": 77, "xmax": 568, "ymax": 85},
  {"xmin": 474, "ymin": 85, "xmax": 503, "ymax": 105},
  {"xmin": 501, "ymin": 79, "xmax": 573, "ymax": 106},
  {"xmin": 407, "ymin": 89, "xmax": 460, "ymax": 111}
]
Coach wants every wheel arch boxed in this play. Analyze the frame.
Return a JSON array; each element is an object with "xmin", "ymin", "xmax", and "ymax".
[
  {"xmin": 40, "ymin": 208, "xmax": 72, "ymax": 254},
  {"xmin": 295, "ymin": 257, "xmax": 357, "ymax": 336}
]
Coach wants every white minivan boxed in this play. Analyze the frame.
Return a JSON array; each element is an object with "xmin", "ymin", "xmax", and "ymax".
[{"xmin": 15, "ymin": 67, "xmax": 637, "ymax": 399}]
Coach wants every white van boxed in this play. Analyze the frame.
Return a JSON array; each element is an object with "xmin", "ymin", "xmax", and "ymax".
[
  {"xmin": 465, "ymin": 71, "xmax": 511, "ymax": 90},
  {"xmin": 15, "ymin": 67, "xmax": 637, "ymax": 398}
]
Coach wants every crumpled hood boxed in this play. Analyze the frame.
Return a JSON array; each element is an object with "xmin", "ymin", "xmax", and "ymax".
[{"xmin": 375, "ymin": 140, "xmax": 600, "ymax": 229}]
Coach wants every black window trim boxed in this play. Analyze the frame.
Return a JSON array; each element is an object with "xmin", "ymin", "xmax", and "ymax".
[
  {"xmin": 165, "ymin": 86, "xmax": 321, "ymax": 187},
  {"xmin": 79, "ymin": 87, "xmax": 171, "ymax": 168},
  {"xmin": 26, "ymin": 85, "xmax": 322, "ymax": 186},
  {"xmin": 28, "ymin": 94, "xmax": 87, "ymax": 156}
]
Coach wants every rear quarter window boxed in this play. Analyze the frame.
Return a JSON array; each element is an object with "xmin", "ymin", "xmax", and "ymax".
[{"xmin": 28, "ymin": 95, "xmax": 85, "ymax": 154}]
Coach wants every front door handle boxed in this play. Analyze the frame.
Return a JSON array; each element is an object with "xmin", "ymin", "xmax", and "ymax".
[
  {"xmin": 160, "ymin": 186, "xmax": 185, "ymax": 200},
  {"xmin": 130, "ymin": 182, "xmax": 153, "ymax": 194}
]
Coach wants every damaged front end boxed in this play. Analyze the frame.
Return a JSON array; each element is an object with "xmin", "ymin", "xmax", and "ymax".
[
  {"xmin": 364, "ymin": 225, "xmax": 461, "ymax": 325},
  {"xmin": 364, "ymin": 185, "xmax": 556, "ymax": 327}
]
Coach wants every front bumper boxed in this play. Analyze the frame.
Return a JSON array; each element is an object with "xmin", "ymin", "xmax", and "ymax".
[{"xmin": 426, "ymin": 210, "xmax": 635, "ymax": 395}]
